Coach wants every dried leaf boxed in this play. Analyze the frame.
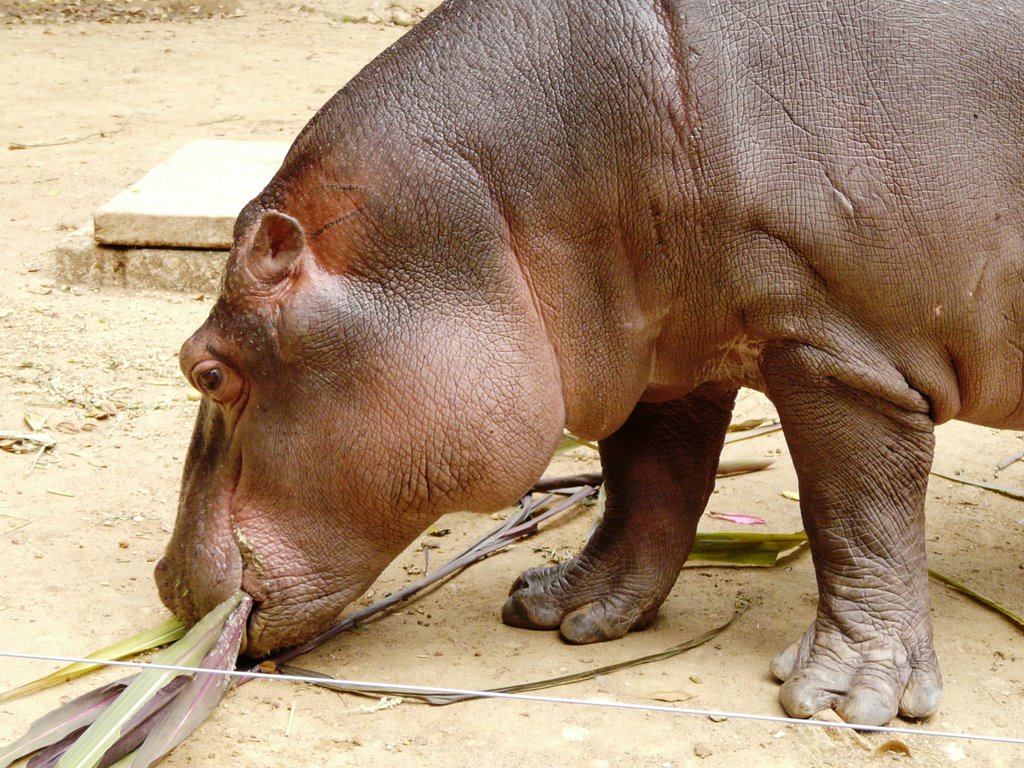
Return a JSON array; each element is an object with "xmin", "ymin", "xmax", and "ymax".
[
  {"xmin": 996, "ymin": 449, "xmax": 1024, "ymax": 472},
  {"xmin": 648, "ymin": 690, "xmax": 695, "ymax": 703},
  {"xmin": 723, "ymin": 423, "xmax": 782, "ymax": 444},
  {"xmin": 780, "ymin": 490, "xmax": 800, "ymax": 502},
  {"xmin": 268, "ymin": 487, "xmax": 598, "ymax": 666},
  {"xmin": 874, "ymin": 739, "xmax": 911, "ymax": 757},
  {"xmin": 715, "ymin": 458, "xmax": 774, "ymax": 477},
  {"xmin": 280, "ymin": 608, "xmax": 745, "ymax": 705},
  {"xmin": 929, "ymin": 569, "xmax": 1024, "ymax": 631},
  {"xmin": 0, "ymin": 431, "xmax": 55, "ymax": 455},
  {"xmin": 23, "ymin": 412, "xmax": 47, "ymax": 432},
  {"xmin": 727, "ymin": 418, "xmax": 767, "ymax": 432},
  {"xmin": 554, "ymin": 432, "xmax": 598, "ymax": 455}
]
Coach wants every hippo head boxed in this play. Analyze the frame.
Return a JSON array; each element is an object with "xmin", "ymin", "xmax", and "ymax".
[{"xmin": 155, "ymin": 170, "xmax": 565, "ymax": 655}]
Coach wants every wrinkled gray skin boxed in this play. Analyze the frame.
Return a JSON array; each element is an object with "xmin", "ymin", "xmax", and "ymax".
[{"xmin": 156, "ymin": 0, "xmax": 1024, "ymax": 726}]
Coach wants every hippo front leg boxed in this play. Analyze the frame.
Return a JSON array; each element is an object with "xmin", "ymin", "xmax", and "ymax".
[
  {"xmin": 503, "ymin": 383, "xmax": 737, "ymax": 643},
  {"xmin": 761, "ymin": 343, "xmax": 943, "ymax": 725}
]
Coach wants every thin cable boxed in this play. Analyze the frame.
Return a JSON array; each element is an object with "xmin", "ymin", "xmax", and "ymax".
[{"xmin": 1, "ymin": 650, "xmax": 1022, "ymax": 746}]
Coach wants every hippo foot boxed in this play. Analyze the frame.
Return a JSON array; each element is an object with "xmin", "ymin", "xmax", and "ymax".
[
  {"xmin": 769, "ymin": 618, "xmax": 943, "ymax": 725},
  {"xmin": 501, "ymin": 557, "xmax": 665, "ymax": 643}
]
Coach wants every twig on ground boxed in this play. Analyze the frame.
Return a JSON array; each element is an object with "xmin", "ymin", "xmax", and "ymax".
[
  {"xmin": 997, "ymin": 448, "xmax": 1024, "ymax": 471},
  {"xmin": 8, "ymin": 115, "xmax": 133, "ymax": 151},
  {"xmin": 930, "ymin": 471, "xmax": 1024, "ymax": 501},
  {"xmin": 279, "ymin": 607, "xmax": 746, "ymax": 705}
]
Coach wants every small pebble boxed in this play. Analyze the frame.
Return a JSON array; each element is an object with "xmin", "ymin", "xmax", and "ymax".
[{"xmin": 560, "ymin": 725, "xmax": 589, "ymax": 743}]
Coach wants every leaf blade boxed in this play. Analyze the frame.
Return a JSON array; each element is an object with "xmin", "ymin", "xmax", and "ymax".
[
  {"xmin": 0, "ymin": 619, "xmax": 186, "ymax": 704},
  {"xmin": 25, "ymin": 678, "xmax": 187, "ymax": 768},
  {"xmin": 929, "ymin": 569, "xmax": 1024, "ymax": 631},
  {"xmin": 723, "ymin": 423, "xmax": 783, "ymax": 444},
  {"xmin": 688, "ymin": 531, "xmax": 808, "ymax": 566},
  {"xmin": 279, "ymin": 608, "xmax": 746, "ymax": 705}
]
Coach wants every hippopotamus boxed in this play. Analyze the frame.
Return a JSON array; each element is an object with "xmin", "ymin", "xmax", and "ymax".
[{"xmin": 155, "ymin": 0, "xmax": 1024, "ymax": 726}]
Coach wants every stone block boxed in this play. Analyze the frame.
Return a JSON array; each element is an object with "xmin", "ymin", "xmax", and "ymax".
[
  {"xmin": 93, "ymin": 139, "xmax": 289, "ymax": 248},
  {"xmin": 55, "ymin": 222, "xmax": 226, "ymax": 294}
]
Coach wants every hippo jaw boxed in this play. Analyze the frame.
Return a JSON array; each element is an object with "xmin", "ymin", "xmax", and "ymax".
[{"xmin": 155, "ymin": 418, "xmax": 428, "ymax": 657}]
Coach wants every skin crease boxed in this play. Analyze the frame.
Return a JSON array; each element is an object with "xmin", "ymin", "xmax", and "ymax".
[{"xmin": 157, "ymin": 0, "xmax": 1024, "ymax": 726}]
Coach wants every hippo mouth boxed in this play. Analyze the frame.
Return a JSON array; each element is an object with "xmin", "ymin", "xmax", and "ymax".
[
  {"xmin": 229, "ymin": 532, "xmax": 377, "ymax": 658},
  {"xmin": 237, "ymin": 567, "xmax": 267, "ymax": 656}
]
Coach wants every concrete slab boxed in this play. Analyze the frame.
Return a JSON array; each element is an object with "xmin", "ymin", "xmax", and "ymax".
[
  {"xmin": 55, "ymin": 222, "xmax": 226, "ymax": 294},
  {"xmin": 93, "ymin": 139, "xmax": 289, "ymax": 248}
]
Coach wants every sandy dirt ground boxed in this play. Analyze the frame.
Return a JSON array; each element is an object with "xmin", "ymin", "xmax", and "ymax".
[{"xmin": 1, "ymin": 3, "xmax": 1023, "ymax": 766}]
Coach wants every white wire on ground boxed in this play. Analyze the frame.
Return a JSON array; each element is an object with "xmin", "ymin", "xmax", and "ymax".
[{"xmin": 1, "ymin": 650, "xmax": 1023, "ymax": 747}]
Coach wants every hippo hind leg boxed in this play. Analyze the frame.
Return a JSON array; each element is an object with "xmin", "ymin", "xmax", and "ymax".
[
  {"xmin": 502, "ymin": 384, "xmax": 737, "ymax": 644},
  {"xmin": 761, "ymin": 343, "xmax": 943, "ymax": 725}
]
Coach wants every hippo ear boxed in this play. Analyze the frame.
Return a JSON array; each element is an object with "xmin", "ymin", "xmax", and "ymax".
[{"xmin": 247, "ymin": 210, "xmax": 306, "ymax": 285}]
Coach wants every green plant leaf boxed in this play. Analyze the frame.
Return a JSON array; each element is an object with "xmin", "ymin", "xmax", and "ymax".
[
  {"xmin": 54, "ymin": 592, "xmax": 246, "ymax": 768},
  {"xmin": 554, "ymin": 432, "xmax": 598, "ymax": 455},
  {"xmin": 0, "ymin": 618, "xmax": 185, "ymax": 704},
  {"xmin": 26, "ymin": 677, "xmax": 187, "ymax": 768},
  {"xmin": 688, "ymin": 531, "xmax": 808, "ymax": 566}
]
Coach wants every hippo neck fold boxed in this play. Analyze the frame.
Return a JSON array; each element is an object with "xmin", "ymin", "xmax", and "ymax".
[{"xmin": 271, "ymin": 0, "xmax": 724, "ymax": 441}]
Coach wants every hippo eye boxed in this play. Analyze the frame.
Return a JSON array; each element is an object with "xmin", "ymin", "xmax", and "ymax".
[
  {"xmin": 190, "ymin": 360, "xmax": 238, "ymax": 401},
  {"xmin": 197, "ymin": 367, "xmax": 223, "ymax": 393}
]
